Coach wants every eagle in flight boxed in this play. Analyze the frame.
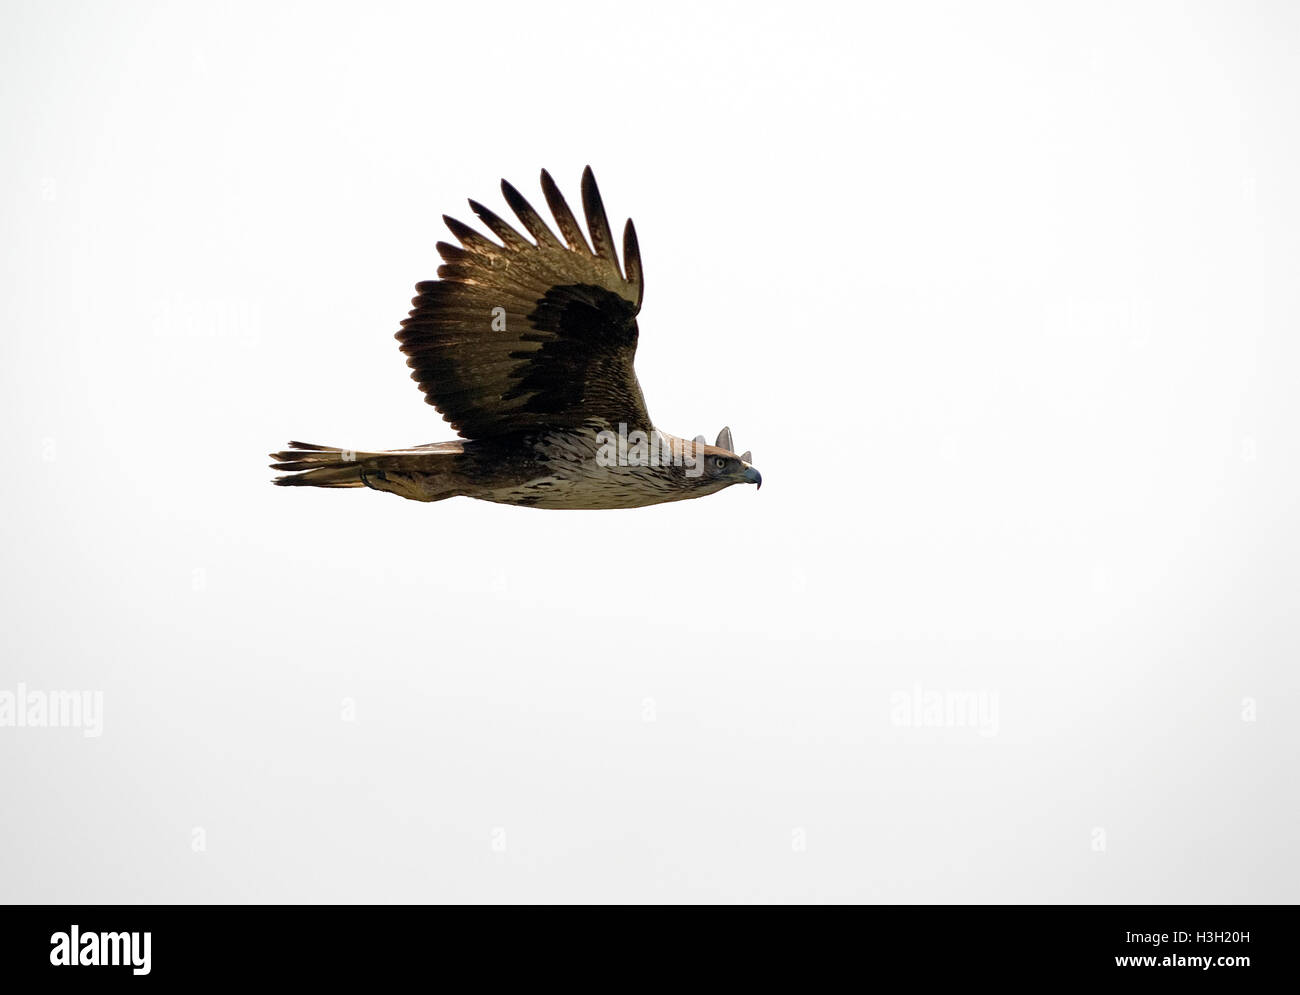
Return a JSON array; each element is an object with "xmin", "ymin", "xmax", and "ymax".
[{"xmin": 271, "ymin": 167, "xmax": 761, "ymax": 509}]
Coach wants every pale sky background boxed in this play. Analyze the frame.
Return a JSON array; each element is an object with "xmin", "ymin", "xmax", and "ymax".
[{"xmin": 2, "ymin": 0, "xmax": 1297, "ymax": 903}]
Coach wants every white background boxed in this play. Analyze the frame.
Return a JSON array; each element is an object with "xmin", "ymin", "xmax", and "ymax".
[{"xmin": 2, "ymin": 0, "xmax": 1297, "ymax": 902}]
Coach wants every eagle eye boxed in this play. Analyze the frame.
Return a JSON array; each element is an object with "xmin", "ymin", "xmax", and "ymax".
[{"xmin": 713, "ymin": 457, "xmax": 727, "ymax": 470}]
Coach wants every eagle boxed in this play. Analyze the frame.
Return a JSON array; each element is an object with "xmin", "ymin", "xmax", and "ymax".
[{"xmin": 271, "ymin": 167, "xmax": 761, "ymax": 509}]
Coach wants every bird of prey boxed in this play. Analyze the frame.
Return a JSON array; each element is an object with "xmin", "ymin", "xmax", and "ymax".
[{"xmin": 271, "ymin": 167, "xmax": 761, "ymax": 509}]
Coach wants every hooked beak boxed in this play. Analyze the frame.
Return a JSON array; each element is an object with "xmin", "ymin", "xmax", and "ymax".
[{"xmin": 742, "ymin": 465, "xmax": 762, "ymax": 489}]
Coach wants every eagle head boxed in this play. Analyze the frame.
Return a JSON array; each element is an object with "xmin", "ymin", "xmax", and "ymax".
[{"xmin": 694, "ymin": 426, "xmax": 761, "ymax": 491}]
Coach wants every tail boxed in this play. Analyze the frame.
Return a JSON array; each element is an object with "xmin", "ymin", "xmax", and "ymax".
[{"xmin": 270, "ymin": 440, "xmax": 466, "ymax": 501}]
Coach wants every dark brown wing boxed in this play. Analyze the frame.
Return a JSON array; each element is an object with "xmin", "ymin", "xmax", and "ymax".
[{"xmin": 396, "ymin": 167, "xmax": 650, "ymax": 439}]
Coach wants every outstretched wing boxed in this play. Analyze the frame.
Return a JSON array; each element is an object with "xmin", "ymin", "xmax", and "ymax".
[{"xmin": 396, "ymin": 167, "xmax": 650, "ymax": 439}]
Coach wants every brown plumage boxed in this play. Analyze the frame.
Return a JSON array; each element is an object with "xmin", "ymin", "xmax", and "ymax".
[{"xmin": 271, "ymin": 167, "xmax": 761, "ymax": 509}]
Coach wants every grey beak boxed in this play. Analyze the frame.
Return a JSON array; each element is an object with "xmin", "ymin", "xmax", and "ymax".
[{"xmin": 742, "ymin": 466, "xmax": 762, "ymax": 489}]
